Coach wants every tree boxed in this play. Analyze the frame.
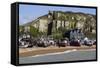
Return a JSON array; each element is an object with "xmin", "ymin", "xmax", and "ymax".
[
  {"xmin": 83, "ymin": 16, "xmax": 93, "ymax": 33},
  {"xmin": 30, "ymin": 25, "xmax": 39, "ymax": 37},
  {"xmin": 83, "ymin": 15, "xmax": 96, "ymax": 39},
  {"xmin": 58, "ymin": 13, "xmax": 66, "ymax": 31},
  {"xmin": 66, "ymin": 14, "xmax": 78, "ymax": 29},
  {"xmin": 19, "ymin": 26, "xmax": 24, "ymax": 35}
]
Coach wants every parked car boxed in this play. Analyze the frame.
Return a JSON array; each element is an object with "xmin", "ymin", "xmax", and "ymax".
[
  {"xmin": 84, "ymin": 40, "xmax": 93, "ymax": 46},
  {"xmin": 19, "ymin": 37, "xmax": 34, "ymax": 48},
  {"xmin": 79, "ymin": 40, "xmax": 85, "ymax": 45},
  {"xmin": 70, "ymin": 39, "xmax": 81, "ymax": 46},
  {"xmin": 93, "ymin": 40, "xmax": 96, "ymax": 45},
  {"xmin": 56, "ymin": 39, "xmax": 68, "ymax": 47},
  {"xmin": 36, "ymin": 38, "xmax": 49, "ymax": 47}
]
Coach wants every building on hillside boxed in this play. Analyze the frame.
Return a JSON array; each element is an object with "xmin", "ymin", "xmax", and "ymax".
[{"xmin": 22, "ymin": 11, "xmax": 96, "ymax": 36}]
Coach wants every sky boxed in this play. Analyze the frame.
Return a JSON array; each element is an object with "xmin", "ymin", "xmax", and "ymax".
[{"xmin": 19, "ymin": 4, "xmax": 96, "ymax": 25}]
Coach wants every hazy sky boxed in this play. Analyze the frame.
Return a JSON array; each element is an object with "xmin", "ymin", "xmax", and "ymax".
[{"xmin": 19, "ymin": 4, "xmax": 96, "ymax": 25}]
